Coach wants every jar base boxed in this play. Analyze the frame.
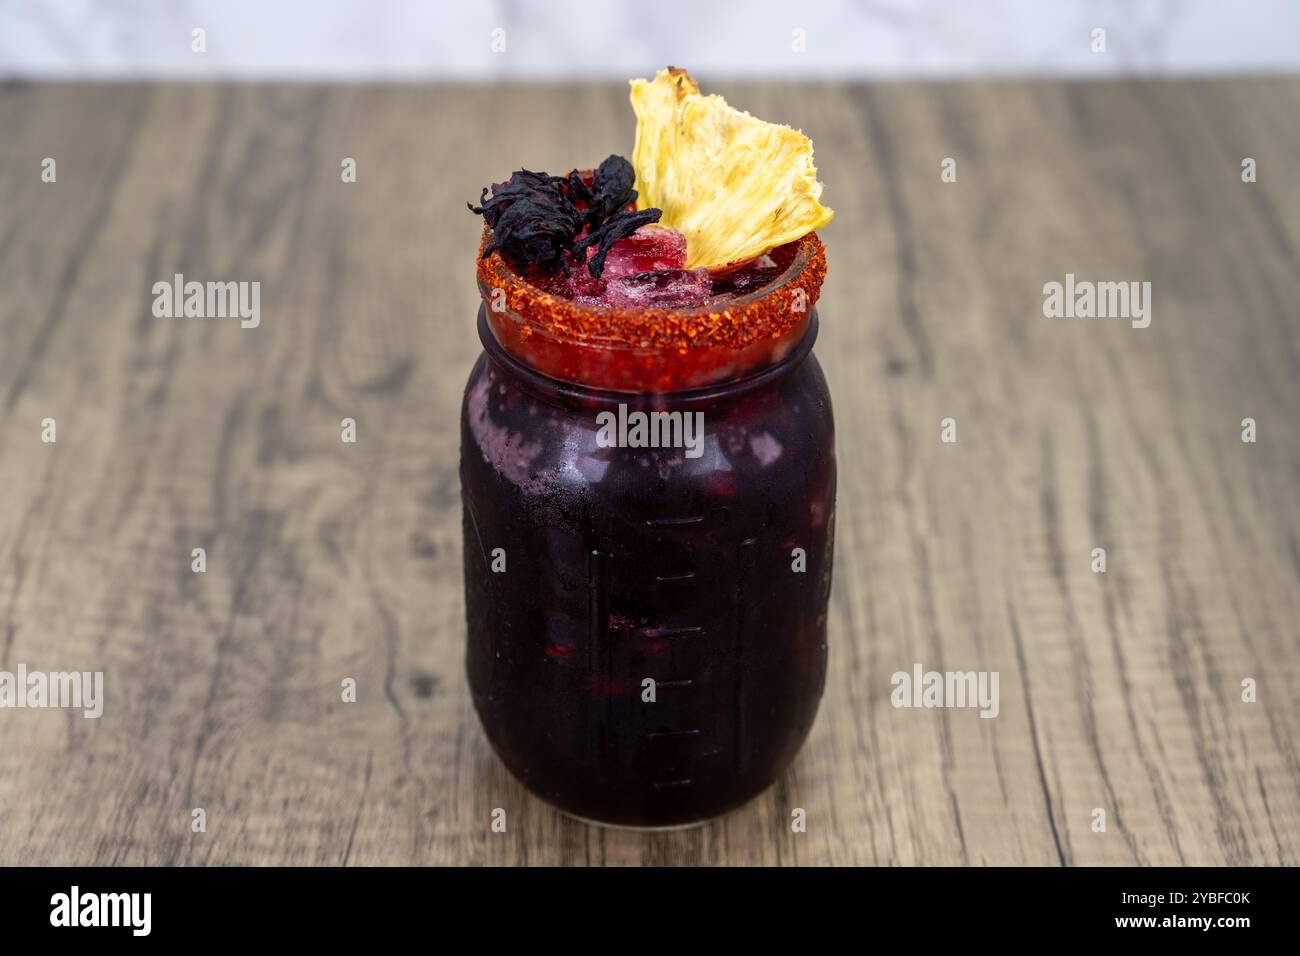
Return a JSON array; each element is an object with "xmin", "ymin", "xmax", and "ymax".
[
  {"xmin": 557, "ymin": 809, "xmax": 715, "ymax": 832},
  {"xmin": 528, "ymin": 777, "xmax": 774, "ymax": 831}
]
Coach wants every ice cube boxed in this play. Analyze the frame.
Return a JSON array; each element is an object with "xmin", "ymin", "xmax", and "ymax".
[
  {"xmin": 525, "ymin": 226, "xmax": 697, "ymax": 306},
  {"xmin": 600, "ymin": 268, "xmax": 712, "ymax": 309},
  {"xmin": 600, "ymin": 225, "xmax": 687, "ymax": 278}
]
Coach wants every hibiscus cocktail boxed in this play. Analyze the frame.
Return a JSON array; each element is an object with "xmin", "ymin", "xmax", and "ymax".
[{"xmin": 461, "ymin": 68, "xmax": 836, "ymax": 827}]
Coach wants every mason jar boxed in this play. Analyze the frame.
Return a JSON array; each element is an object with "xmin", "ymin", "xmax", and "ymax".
[{"xmin": 461, "ymin": 232, "xmax": 834, "ymax": 827}]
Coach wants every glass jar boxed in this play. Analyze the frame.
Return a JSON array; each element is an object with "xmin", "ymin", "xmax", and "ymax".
[{"xmin": 461, "ymin": 233, "xmax": 835, "ymax": 827}]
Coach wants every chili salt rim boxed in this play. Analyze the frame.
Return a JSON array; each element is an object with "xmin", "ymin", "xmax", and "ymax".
[{"xmin": 475, "ymin": 227, "xmax": 826, "ymax": 353}]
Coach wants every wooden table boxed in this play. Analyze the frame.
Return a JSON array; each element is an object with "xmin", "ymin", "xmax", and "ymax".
[{"xmin": 1, "ymin": 79, "xmax": 1297, "ymax": 866}]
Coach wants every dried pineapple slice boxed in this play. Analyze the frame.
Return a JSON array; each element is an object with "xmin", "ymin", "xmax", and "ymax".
[{"xmin": 630, "ymin": 67, "xmax": 833, "ymax": 270}]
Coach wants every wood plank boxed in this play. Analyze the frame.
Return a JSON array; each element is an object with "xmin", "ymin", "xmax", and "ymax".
[{"xmin": 0, "ymin": 78, "xmax": 1297, "ymax": 865}]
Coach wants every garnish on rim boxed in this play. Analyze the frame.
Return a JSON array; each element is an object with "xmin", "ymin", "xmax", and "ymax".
[
  {"xmin": 629, "ymin": 67, "xmax": 834, "ymax": 270},
  {"xmin": 572, "ymin": 208, "xmax": 661, "ymax": 279},
  {"xmin": 468, "ymin": 155, "xmax": 660, "ymax": 278}
]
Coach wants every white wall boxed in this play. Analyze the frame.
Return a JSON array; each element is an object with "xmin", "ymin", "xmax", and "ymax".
[{"xmin": 2, "ymin": 0, "xmax": 1297, "ymax": 80}]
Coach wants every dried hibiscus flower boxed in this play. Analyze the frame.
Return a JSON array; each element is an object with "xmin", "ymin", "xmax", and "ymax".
[
  {"xmin": 581, "ymin": 155, "xmax": 638, "ymax": 230},
  {"xmin": 468, "ymin": 169, "xmax": 585, "ymax": 275},
  {"xmin": 469, "ymin": 155, "xmax": 657, "ymax": 278}
]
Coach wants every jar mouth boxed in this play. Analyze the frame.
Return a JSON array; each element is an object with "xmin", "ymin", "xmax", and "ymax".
[
  {"xmin": 479, "ymin": 307, "xmax": 820, "ymax": 406},
  {"xmin": 475, "ymin": 230, "xmax": 827, "ymax": 392}
]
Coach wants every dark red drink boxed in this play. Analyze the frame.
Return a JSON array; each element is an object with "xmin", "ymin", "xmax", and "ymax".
[{"xmin": 461, "ymin": 232, "xmax": 834, "ymax": 827}]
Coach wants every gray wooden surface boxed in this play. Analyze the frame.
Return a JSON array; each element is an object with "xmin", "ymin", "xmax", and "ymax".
[{"xmin": 0, "ymin": 79, "xmax": 1297, "ymax": 865}]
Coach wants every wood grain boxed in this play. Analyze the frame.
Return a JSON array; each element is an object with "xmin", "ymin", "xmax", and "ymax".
[{"xmin": 0, "ymin": 78, "xmax": 1297, "ymax": 866}]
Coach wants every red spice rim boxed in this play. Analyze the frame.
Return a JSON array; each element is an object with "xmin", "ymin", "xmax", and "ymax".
[
  {"xmin": 477, "ymin": 308, "xmax": 821, "ymax": 408},
  {"xmin": 475, "ymin": 228, "xmax": 826, "ymax": 353}
]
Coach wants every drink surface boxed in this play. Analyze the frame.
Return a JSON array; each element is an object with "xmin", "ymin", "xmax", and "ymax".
[
  {"xmin": 460, "ymin": 312, "xmax": 835, "ymax": 826},
  {"xmin": 525, "ymin": 227, "xmax": 789, "ymax": 311}
]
